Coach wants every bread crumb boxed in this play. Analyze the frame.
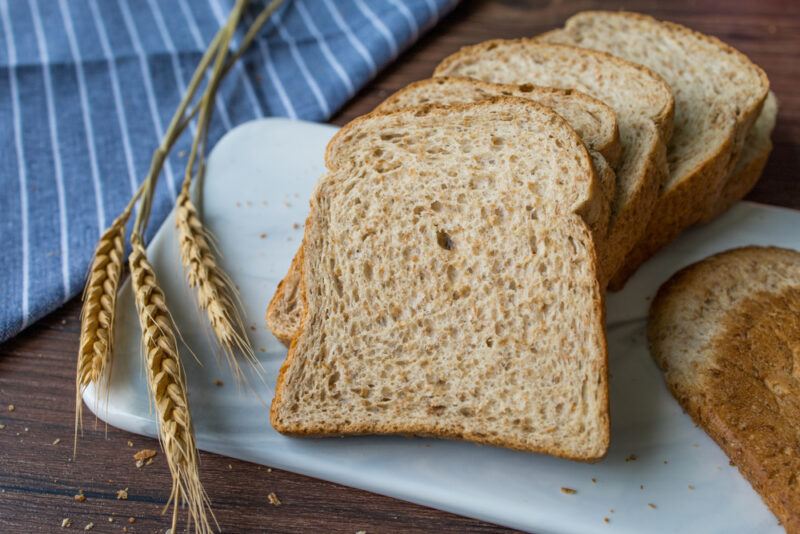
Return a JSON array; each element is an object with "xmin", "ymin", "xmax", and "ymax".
[
  {"xmin": 688, "ymin": 484, "xmax": 695, "ymax": 490},
  {"xmin": 259, "ymin": 347, "xmax": 267, "ymax": 353},
  {"xmin": 259, "ymin": 233, "xmax": 268, "ymax": 239},
  {"xmin": 83, "ymin": 522, "xmax": 94, "ymax": 531},
  {"xmin": 640, "ymin": 484, "xmax": 644, "ymax": 490},
  {"xmin": 625, "ymin": 453, "xmax": 637, "ymax": 462},
  {"xmin": 108, "ymin": 517, "xmax": 114, "ymax": 523},
  {"xmin": 7, "ymin": 404, "xmax": 14, "ymax": 412},
  {"xmin": 603, "ymin": 517, "xmax": 610, "ymax": 524},
  {"xmin": 214, "ymin": 379, "xmax": 224, "ymax": 387},
  {"xmin": 250, "ymin": 325, "xmax": 257, "ymax": 332},
  {"xmin": 648, "ymin": 503, "xmax": 657, "ymax": 509},
  {"xmin": 356, "ymin": 531, "xmax": 367, "ymax": 534},
  {"xmin": 0, "ymin": 424, "xmax": 6, "ymax": 430},
  {"xmin": 591, "ymin": 478, "xmax": 597, "ymax": 484},
  {"xmin": 74, "ymin": 491, "xmax": 86, "ymax": 503},
  {"xmin": 24, "ymin": 427, "xmax": 28, "ymax": 432},
  {"xmin": 560, "ymin": 487, "xmax": 577, "ymax": 495},
  {"xmin": 609, "ymin": 509, "xmax": 614, "ymax": 513},
  {"xmin": 128, "ymin": 517, "xmax": 136, "ymax": 524},
  {"xmin": 133, "ymin": 449, "xmax": 157, "ymax": 462},
  {"xmin": 267, "ymin": 468, "xmax": 272, "ymax": 473},
  {"xmin": 52, "ymin": 438, "xmax": 61, "ymax": 445},
  {"xmin": 267, "ymin": 492, "xmax": 282, "ymax": 506},
  {"xmin": 61, "ymin": 518, "xmax": 72, "ymax": 528},
  {"xmin": 292, "ymin": 223, "xmax": 301, "ymax": 230},
  {"xmin": 127, "ymin": 440, "xmax": 133, "ymax": 447},
  {"xmin": 145, "ymin": 458, "xmax": 153, "ymax": 466},
  {"xmin": 663, "ymin": 459, "xmax": 668, "ymax": 464},
  {"xmin": 135, "ymin": 460, "xmax": 144, "ymax": 468},
  {"xmin": 116, "ymin": 488, "xmax": 128, "ymax": 500}
]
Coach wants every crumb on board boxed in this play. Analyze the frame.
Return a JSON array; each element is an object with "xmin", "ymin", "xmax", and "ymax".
[
  {"xmin": 52, "ymin": 438, "xmax": 61, "ymax": 445},
  {"xmin": 688, "ymin": 484, "xmax": 695, "ymax": 490},
  {"xmin": 292, "ymin": 222, "xmax": 301, "ymax": 230},
  {"xmin": 128, "ymin": 517, "xmax": 136, "ymax": 524},
  {"xmin": 603, "ymin": 517, "xmax": 610, "ymax": 524},
  {"xmin": 116, "ymin": 488, "xmax": 128, "ymax": 500},
  {"xmin": 267, "ymin": 468, "xmax": 272, "ymax": 473},
  {"xmin": 214, "ymin": 379, "xmax": 224, "ymax": 387},
  {"xmin": 61, "ymin": 518, "xmax": 72, "ymax": 528},
  {"xmin": 84, "ymin": 522, "xmax": 94, "ymax": 531},
  {"xmin": 267, "ymin": 492, "xmax": 282, "ymax": 506},
  {"xmin": 259, "ymin": 347, "xmax": 267, "ymax": 353},
  {"xmin": 7, "ymin": 404, "xmax": 14, "ymax": 412},
  {"xmin": 625, "ymin": 453, "xmax": 637, "ymax": 462},
  {"xmin": 24, "ymin": 427, "xmax": 28, "ymax": 432},
  {"xmin": 250, "ymin": 325, "xmax": 257, "ymax": 332},
  {"xmin": 74, "ymin": 491, "xmax": 86, "ymax": 503},
  {"xmin": 609, "ymin": 509, "xmax": 614, "ymax": 513},
  {"xmin": 640, "ymin": 484, "xmax": 644, "ymax": 490},
  {"xmin": 356, "ymin": 531, "xmax": 367, "ymax": 534},
  {"xmin": 259, "ymin": 233, "xmax": 268, "ymax": 239},
  {"xmin": 591, "ymin": 478, "xmax": 597, "ymax": 484},
  {"xmin": 133, "ymin": 449, "xmax": 157, "ymax": 462},
  {"xmin": 648, "ymin": 503, "xmax": 657, "ymax": 509},
  {"xmin": 663, "ymin": 460, "xmax": 668, "ymax": 464},
  {"xmin": 108, "ymin": 517, "xmax": 114, "ymax": 523},
  {"xmin": 127, "ymin": 440, "xmax": 133, "ymax": 447},
  {"xmin": 560, "ymin": 487, "xmax": 577, "ymax": 495},
  {"xmin": 227, "ymin": 464, "xmax": 232, "ymax": 470},
  {"xmin": 0, "ymin": 424, "xmax": 5, "ymax": 430}
]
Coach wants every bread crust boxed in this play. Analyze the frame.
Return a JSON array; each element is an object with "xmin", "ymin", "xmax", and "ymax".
[
  {"xmin": 271, "ymin": 99, "xmax": 610, "ymax": 461},
  {"xmin": 649, "ymin": 246, "xmax": 800, "ymax": 532}
]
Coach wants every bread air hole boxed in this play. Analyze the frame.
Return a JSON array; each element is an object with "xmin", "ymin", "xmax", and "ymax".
[{"xmin": 437, "ymin": 230, "xmax": 454, "ymax": 251}]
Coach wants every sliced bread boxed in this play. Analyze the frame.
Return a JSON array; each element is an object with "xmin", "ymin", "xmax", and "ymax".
[
  {"xmin": 706, "ymin": 91, "xmax": 777, "ymax": 220},
  {"xmin": 434, "ymin": 40, "xmax": 674, "ymax": 287},
  {"xmin": 649, "ymin": 246, "xmax": 800, "ymax": 532},
  {"xmin": 266, "ymin": 77, "xmax": 621, "ymax": 345},
  {"xmin": 271, "ymin": 98, "xmax": 610, "ymax": 460},
  {"xmin": 540, "ymin": 11, "xmax": 770, "ymax": 286}
]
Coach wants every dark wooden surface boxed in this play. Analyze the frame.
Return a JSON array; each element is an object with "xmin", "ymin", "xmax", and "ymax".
[{"xmin": 2, "ymin": 1, "xmax": 799, "ymax": 532}]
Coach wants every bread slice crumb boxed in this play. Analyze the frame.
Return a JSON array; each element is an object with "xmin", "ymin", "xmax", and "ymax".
[
  {"xmin": 560, "ymin": 487, "xmax": 577, "ymax": 495},
  {"xmin": 267, "ymin": 492, "xmax": 282, "ymax": 506},
  {"xmin": 61, "ymin": 518, "xmax": 72, "ymax": 528},
  {"xmin": 116, "ymin": 488, "xmax": 128, "ymax": 500}
]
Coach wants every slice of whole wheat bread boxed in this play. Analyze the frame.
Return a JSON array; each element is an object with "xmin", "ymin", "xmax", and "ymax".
[
  {"xmin": 434, "ymin": 40, "xmax": 673, "ymax": 288},
  {"xmin": 266, "ymin": 77, "xmax": 621, "ymax": 345},
  {"xmin": 271, "ymin": 98, "xmax": 610, "ymax": 460},
  {"xmin": 540, "ymin": 11, "xmax": 770, "ymax": 287},
  {"xmin": 705, "ymin": 91, "xmax": 777, "ymax": 220},
  {"xmin": 648, "ymin": 246, "xmax": 800, "ymax": 532}
]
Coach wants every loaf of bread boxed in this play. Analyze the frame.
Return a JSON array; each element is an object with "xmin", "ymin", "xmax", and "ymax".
[
  {"xmin": 434, "ymin": 40, "xmax": 673, "ymax": 286},
  {"xmin": 271, "ymin": 98, "xmax": 610, "ymax": 460},
  {"xmin": 540, "ymin": 11, "xmax": 770, "ymax": 288},
  {"xmin": 267, "ymin": 76, "xmax": 621, "ymax": 346},
  {"xmin": 649, "ymin": 246, "xmax": 800, "ymax": 532}
]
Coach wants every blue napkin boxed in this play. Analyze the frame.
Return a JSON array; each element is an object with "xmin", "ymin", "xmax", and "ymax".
[{"xmin": 0, "ymin": 0, "xmax": 458, "ymax": 341}]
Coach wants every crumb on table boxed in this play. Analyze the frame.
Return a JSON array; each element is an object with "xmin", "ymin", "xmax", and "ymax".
[{"xmin": 267, "ymin": 492, "xmax": 282, "ymax": 506}]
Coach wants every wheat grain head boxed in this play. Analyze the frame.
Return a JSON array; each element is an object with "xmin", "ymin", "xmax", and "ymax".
[
  {"xmin": 176, "ymin": 190, "xmax": 257, "ymax": 382},
  {"xmin": 74, "ymin": 216, "xmax": 126, "ymax": 452},
  {"xmin": 129, "ymin": 234, "xmax": 213, "ymax": 534}
]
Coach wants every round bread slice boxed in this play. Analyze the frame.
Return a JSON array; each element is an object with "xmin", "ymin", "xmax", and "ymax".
[
  {"xmin": 434, "ymin": 40, "xmax": 674, "ymax": 289},
  {"xmin": 271, "ymin": 98, "xmax": 610, "ymax": 460},
  {"xmin": 649, "ymin": 246, "xmax": 800, "ymax": 531}
]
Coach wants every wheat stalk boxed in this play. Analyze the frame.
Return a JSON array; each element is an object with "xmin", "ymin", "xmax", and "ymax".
[{"xmin": 129, "ymin": 233, "xmax": 214, "ymax": 533}]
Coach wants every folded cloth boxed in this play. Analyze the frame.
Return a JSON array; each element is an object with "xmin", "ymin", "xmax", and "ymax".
[{"xmin": 0, "ymin": 0, "xmax": 458, "ymax": 342}]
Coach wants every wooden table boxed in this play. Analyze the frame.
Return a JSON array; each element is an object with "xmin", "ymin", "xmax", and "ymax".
[{"xmin": 2, "ymin": 1, "xmax": 798, "ymax": 532}]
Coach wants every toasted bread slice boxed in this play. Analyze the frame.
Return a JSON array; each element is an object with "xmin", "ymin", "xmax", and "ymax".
[
  {"xmin": 649, "ymin": 246, "xmax": 800, "ymax": 533},
  {"xmin": 541, "ymin": 11, "xmax": 769, "ymax": 285},
  {"xmin": 434, "ymin": 40, "xmax": 673, "ymax": 287},
  {"xmin": 266, "ymin": 77, "xmax": 621, "ymax": 345},
  {"xmin": 271, "ymin": 98, "xmax": 610, "ymax": 460}
]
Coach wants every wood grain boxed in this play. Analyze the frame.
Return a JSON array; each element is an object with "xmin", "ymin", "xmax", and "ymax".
[{"xmin": 1, "ymin": 1, "xmax": 799, "ymax": 531}]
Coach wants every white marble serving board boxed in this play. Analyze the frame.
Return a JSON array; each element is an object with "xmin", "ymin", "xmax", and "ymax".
[{"xmin": 85, "ymin": 118, "xmax": 797, "ymax": 534}]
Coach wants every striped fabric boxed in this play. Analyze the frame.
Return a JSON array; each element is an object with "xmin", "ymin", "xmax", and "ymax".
[{"xmin": 0, "ymin": 0, "xmax": 458, "ymax": 342}]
